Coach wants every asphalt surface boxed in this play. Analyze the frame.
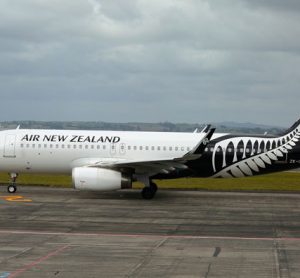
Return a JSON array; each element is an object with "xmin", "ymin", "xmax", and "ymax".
[{"xmin": 0, "ymin": 186, "xmax": 300, "ymax": 277}]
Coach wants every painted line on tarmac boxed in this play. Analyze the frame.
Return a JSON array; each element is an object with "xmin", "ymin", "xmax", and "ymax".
[
  {"xmin": 8, "ymin": 244, "xmax": 69, "ymax": 278},
  {"xmin": 0, "ymin": 229, "xmax": 299, "ymax": 242},
  {"xmin": 0, "ymin": 195, "xmax": 32, "ymax": 202}
]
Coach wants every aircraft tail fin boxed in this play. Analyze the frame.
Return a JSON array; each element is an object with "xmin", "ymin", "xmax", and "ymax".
[{"xmin": 280, "ymin": 117, "xmax": 300, "ymax": 136}]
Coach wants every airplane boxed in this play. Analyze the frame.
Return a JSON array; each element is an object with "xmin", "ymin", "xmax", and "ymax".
[{"xmin": 0, "ymin": 118, "xmax": 299, "ymax": 199}]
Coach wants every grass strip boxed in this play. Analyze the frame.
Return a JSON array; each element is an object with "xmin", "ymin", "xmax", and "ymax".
[
  {"xmin": 0, "ymin": 171, "xmax": 299, "ymax": 192},
  {"xmin": 0, "ymin": 173, "xmax": 72, "ymax": 187}
]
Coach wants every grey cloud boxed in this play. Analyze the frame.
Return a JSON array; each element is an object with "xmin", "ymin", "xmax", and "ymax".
[
  {"xmin": 242, "ymin": 0, "xmax": 300, "ymax": 13},
  {"xmin": 0, "ymin": 0, "xmax": 299, "ymax": 126}
]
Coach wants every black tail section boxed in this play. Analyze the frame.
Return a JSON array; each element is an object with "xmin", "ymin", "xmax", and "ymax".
[
  {"xmin": 188, "ymin": 117, "xmax": 300, "ymax": 178},
  {"xmin": 280, "ymin": 117, "xmax": 300, "ymax": 136}
]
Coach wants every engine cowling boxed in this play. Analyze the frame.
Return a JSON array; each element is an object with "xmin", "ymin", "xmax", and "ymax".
[{"xmin": 72, "ymin": 167, "xmax": 132, "ymax": 191}]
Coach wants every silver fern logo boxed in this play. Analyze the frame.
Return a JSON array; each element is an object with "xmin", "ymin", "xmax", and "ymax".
[{"xmin": 211, "ymin": 126, "xmax": 300, "ymax": 178}]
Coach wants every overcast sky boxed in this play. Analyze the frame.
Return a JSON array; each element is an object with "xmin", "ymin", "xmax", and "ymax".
[{"xmin": 1, "ymin": 0, "xmax": 300, "ymax": 126}]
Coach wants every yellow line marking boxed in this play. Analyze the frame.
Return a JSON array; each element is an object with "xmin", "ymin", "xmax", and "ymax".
[{"xmin": 0, "ymin": 195, "xmax": 32, "ymax": 202}]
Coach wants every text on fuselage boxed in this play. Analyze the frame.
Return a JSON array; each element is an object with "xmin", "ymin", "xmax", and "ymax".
[{"xmin": 21, "ymin": 134, "xmax": 121, "ymax": 143}]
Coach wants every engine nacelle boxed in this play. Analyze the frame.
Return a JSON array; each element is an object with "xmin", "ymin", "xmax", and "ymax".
[{"xmin": 72, "ymin": 167, "xmax": 132, "ymax": 191}]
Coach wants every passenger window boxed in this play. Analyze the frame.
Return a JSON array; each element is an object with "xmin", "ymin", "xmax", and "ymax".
[
  {"xmin": 91, "ymin": 145, "xmax": 94, "ymax": 149},
  {"xmin": 151, "ymin": 146, "xmax": 155, "ymax": 151},
  {"xmin": 175, "ymin": 147, "xmax": 178, "ymax": 151},
  {"xmin": 157, "ymin": 146, "xmax": 160, "ymax": 151},
  {"xmin": 163, "ymin": 146, "xmax": 166, "ymax": 151},
  {"xmin": 85, "ymin": 145, "xmax": 88, "ymax": 149}
]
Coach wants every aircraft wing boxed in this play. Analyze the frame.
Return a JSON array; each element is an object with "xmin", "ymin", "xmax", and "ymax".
[{"xmin": 72, "ymin": 126, "xmax": 215, "ymax": 176}]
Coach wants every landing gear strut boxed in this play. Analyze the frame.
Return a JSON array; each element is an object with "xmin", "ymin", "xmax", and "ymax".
[
  {"xmin": 141, "ymin": 181, "xmax": 157, "ymax": 200},
  {"xmin": 7, "ymin": 173, "xmax": 18, "ymax": 194}
]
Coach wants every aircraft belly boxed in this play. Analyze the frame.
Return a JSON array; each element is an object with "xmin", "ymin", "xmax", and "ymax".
[
  {"xmin": 25, "ymin": 153, "xmax": 72, "ymax": 174},
  {"xmin": 0, "ymin": 151, "xmax": 72, "ymax": 174}
]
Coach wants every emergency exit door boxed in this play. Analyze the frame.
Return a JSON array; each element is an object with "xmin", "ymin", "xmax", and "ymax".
[{"xmin": 3, "ymin": 135, "xmax": 16, "ymax": 157}]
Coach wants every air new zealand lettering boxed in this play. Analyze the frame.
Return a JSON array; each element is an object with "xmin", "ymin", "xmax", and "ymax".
[
  {"xmin": 70, "ymin": 135, "xmax": 120, "ymax": 143},
  {"xmin": 21, "ymin": 134, "xmax": 121, "ymax": 144},
  {"xmin": 43, "ymin": 135, "xmax": 68, "ymax": 142}
]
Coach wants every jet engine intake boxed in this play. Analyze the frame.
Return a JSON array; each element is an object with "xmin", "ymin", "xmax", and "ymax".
[{"xmin": 72, "ymin": 167, "xmax": 132, "ymax": 191}]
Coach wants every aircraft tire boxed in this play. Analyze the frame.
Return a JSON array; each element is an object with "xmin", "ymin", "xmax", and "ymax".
[
  {"xmin": 150, "ymin": 182, "xmax": 158, "ymax": 193},
  {"xmin": 141, "ymin": 187, "xmax": 155, "ymax": 200},
  {"xmin": 7, "ymin": 184, "xmax": 17, "ymax": 194}
]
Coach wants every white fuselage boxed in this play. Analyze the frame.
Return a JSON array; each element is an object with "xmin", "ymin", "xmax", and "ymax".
[{"xmin": 0, "ymin": 129, "xmax": 226, "ymax": 174}]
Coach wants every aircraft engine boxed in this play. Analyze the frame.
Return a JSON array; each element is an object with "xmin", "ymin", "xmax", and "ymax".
[{"xmin": 72, "ymin": 167, "xmax": 132, "ymax": 191}]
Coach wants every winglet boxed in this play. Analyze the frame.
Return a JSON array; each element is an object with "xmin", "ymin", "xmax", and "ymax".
[
  {"xmin": 180, "ymin": 127, "xmax": 215, "ymax": 161},
  {"xmin": 191, "ymin": 127, "xmax": 215, "ymax": 155},
  {"xmin": 194, "ymin": 124, "xmax": 211, "ymax": 134},
  {"xmin": 201, "ymin": 124, "xmax": 211, "ymax": 133}
]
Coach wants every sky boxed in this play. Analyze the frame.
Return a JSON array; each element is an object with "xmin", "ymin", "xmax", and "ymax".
[{"xmin": 0, "ymin": 0, "xmax": 300, "ymax": 127}]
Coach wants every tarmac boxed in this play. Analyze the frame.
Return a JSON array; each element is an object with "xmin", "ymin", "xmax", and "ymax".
[{"xmin": 0, "ymin": 186, "xmax": 300, "ymax": 277}]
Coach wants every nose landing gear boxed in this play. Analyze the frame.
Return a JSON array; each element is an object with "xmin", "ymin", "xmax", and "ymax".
[{"xmin": 7, "ymin": 173, "xmax": 18, "ymax": 194}]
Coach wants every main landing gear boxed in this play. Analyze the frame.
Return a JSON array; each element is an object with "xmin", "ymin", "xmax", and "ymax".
[
  {"xmin": 141, "ymin": 181, "xmax": 157, "ymax": 200},
  {"xmin": 7, "ymin": 173, "xmax": 18, "ymax": 194}
]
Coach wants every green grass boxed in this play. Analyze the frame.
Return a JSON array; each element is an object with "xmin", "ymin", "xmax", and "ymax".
[
  {"xmin": 0, "ymin": 173, "xmax": 72, "ymax": 187},
  {"xmin": 153, "ymin": 172, "xmax": 300, "ymax": 192},
  {"xmin": 0, "ymin": 171, "xmax": 299, "ymax": 192}
]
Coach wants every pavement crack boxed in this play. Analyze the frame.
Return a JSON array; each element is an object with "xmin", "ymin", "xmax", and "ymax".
[
  {"xmin": 273, "ymin": 241, "xmax": 291, "ymax": 278},
  {"xmin": 204, "ymin": 247, "xmax": 220, "ymax": 278},
  {"xmin": 273, "ymin": 241, "xmax": 280, "ymax": 278},
  {"xmin": 204, "ymin": 263, "xmax": 212, "ymax": 278},
  {"xmin": 126, "ymin": 237, "xmax": 168, "ymax": 278}
]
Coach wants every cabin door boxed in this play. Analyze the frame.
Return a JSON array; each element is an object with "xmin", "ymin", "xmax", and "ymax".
[{"xmin": 3, "ymin": 135, "xmax": 16, "ymax": 158}]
